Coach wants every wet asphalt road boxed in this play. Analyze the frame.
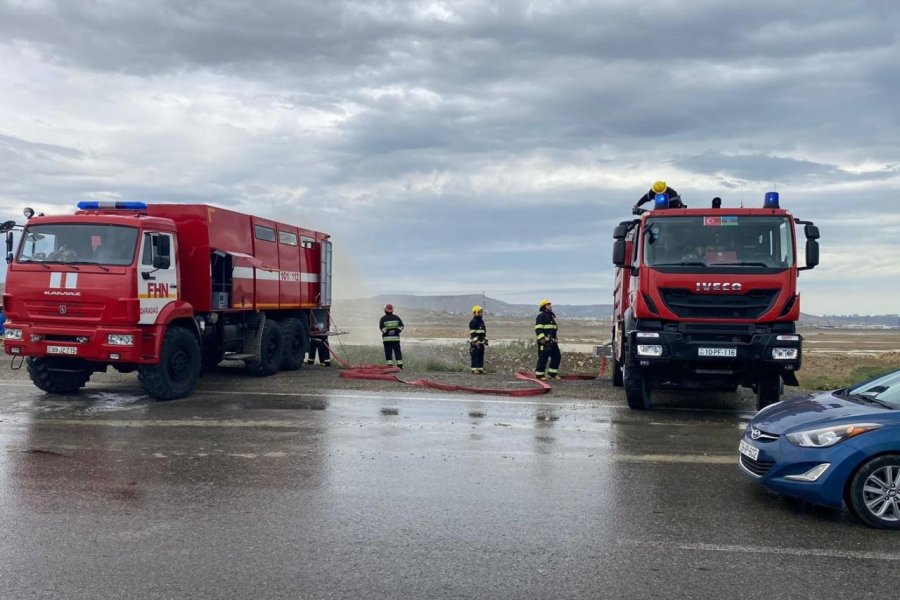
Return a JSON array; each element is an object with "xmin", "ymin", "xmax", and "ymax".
[{"xmin": 1, "ymin": 371, "xmax": 898, "ymax": 600}]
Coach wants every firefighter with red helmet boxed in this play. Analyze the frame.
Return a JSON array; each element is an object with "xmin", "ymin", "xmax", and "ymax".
[
  {"xmin": 469, "ymin": 305, "xmax": 487, "ymax": 374},
  {"xmin": 379, "ymin": 304, "xmax": 404, "ymax": 368},
  {"xmin": 534, "ymin": 299, "xmax": 561, "ymax": 380}
]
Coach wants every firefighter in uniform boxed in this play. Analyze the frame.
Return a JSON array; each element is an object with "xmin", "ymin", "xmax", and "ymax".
[
  {"xmin": 634, "ymin": 180, "xmax": 683, "ymax": 212},
  {"xmin": 379, "ymin": 304, "xmax": 404, "ymax": 368},
  {"xmin": 306, "ymin": 335, "xmax": 331, "ymax": 366},
  {"xmin": 534, "ymin": 299, "xmax": 562, "ymax": 380},
  {"xmin": 468, "ymin": 305, "xmax": 487, "ymax": 374}
]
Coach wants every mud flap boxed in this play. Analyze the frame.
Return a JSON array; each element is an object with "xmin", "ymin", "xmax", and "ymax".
[{"xmin": 781, "ymin": 371, "xmax": 799, "ymax": 387}]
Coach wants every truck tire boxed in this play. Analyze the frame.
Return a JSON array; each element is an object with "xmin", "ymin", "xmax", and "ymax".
[
  {"xmin": 756, "ymin": 374, "xmax": 782, "ymax": 411},
  {"xmin": 138, "ymin": 327, "xmax": 201, "ymax": 401},
  {"xmin": 280, "ymin": 318, "xmax": 309, "ymax": 371},
  {"xmin": 246, "ymin": 320, "xmax": 284, "ymax": 377},
  {"xmin": 26, "ymin": 357, "xmax": 91, "ymax": 395},
  {"xmin": 624, "ymin": 364, "xmax": 651, "ymax": 410}
]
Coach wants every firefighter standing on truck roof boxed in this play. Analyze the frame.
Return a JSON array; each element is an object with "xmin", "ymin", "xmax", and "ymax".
[
  {"xmin": 380, "ymin": 304, "xmax": 404, "ymax": 369},
  {"xmin": 469, "ymin": 306, "xmax": 487, "ymax": 374},
  {"xmin": 535, "ymin": 299, "xmax": 561, "ymax": 380},
  {"xmin": 634, "ymin": 180, "xmax": 683, "ymax": 212}
]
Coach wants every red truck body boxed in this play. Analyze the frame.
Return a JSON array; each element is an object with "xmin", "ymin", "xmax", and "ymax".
[
  {"xmin": 2, "ymin": 202, "xmax": 332, "ymax": 399},
  {"xmin": 611, "ymin": 198, "xmax": 819, "ymax": 410}
]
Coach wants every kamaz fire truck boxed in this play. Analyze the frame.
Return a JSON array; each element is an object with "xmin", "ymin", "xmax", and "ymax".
[
  {"xmin": 611, "ymin": 192, "xmax": 820, "ymax": 410},
  {"xmin": 1, "ymin": 201, "xmax": 332, "ymax": 400}
]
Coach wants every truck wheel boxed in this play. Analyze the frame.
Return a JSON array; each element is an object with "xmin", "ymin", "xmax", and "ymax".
[
  {"xmin": 26, "ymin": 357, "xmax": 91, "ymax": 395},
  {"xmin": 246, "ymin": 320, "xmax": 284, "ymax": 377},
  {"xmin": 280, "ymin": 318, "xmax": 309, "ymax": 371},
  {"xmin": 848, "ymin": 455, "xmax": 900, "ymax": 529},
  {"xmin": 756, "ymin": 374, "xmax": 782, "ymax": 411},
  {"xmin": 624, "ymin": 364, "xmax": 651, "ymax": 410},
  {"xmin": 138, "ymin": 327, "xmax": 201, "ymax": 401}
]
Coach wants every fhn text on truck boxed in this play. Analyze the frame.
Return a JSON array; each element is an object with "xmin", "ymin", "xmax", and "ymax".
[
  {"xmin": 610, "ymin": 192, "xmax": 820, "ymax": 411},
  {"xmin": 1, "ymin": 201, "xmax": 333, "ymax": 400}
]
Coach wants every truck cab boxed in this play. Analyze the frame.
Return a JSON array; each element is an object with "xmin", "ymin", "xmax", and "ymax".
[{"xmin": 611, "ymin": 192, "xmax": 820, "ymax": 410}]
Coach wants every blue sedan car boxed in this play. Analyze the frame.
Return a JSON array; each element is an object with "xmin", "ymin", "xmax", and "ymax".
[{"xmin": 740, "ymin": 369, "xmax": 900, "ymax": 528}]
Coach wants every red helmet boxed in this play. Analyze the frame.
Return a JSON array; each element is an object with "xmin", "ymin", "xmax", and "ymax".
[{"xmin": 384, "ymin": 304, "xmax": 394, "ymax": 312}]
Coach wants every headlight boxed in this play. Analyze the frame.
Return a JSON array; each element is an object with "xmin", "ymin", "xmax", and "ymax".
[
  {"xmin": 636, "ymin": 332, "xmax": 660, "ymax": 338},
  {"xmin": 786, "ymin": 423, "xmax": 882, "ymax": 448},
  {"xmin": 772, "ymin": 347, "xmax": 798, "ymax": 360},
  {"xmin": 637, "ymin": 344, "xmax": 663, "ymax": 357},
  {"xmin": 4, "ymin": 328, "xmax": 22, "ymax": 341},
  {"xmin": 107, "ymin": 334, "xmax": 134, "ymax": 346}
]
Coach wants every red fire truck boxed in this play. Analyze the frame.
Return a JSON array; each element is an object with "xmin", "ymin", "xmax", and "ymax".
[
  {"xmin": 611, "ymin": 192, "xmax": 820, "ymax": 410},
  {"xmin": 2, "ymin": 201, "xmax": 332, "ymax": 400}
]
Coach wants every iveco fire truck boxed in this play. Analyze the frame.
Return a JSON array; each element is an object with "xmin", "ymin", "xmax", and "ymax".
[
  {"xmin": 611, "ymin": 192, "xmax": 819, "ymax": 410},
  {"xmin": 2, "ymin": 202, "xmax": 332, "ymax": 400}
]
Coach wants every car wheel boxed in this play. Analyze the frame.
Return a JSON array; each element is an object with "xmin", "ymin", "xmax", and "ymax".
[{"xmin": 848, "ymin": 455, "xmax": 900, "ymax": 529}]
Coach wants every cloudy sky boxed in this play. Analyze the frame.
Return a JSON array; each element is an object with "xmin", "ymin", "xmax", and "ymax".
[{"xmin": 1, "ymin": 0, "xmax": 898, "ymax": 315}]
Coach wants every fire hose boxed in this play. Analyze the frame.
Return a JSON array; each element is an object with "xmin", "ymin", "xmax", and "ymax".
[{"xmin": 323, "ymin": 342, "xmax": 607, "ymax": 398}]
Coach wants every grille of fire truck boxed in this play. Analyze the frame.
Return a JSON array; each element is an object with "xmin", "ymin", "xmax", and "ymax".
[{"xmin": 658, "ymin": 288, "xmax": 780, "ymax": 319}]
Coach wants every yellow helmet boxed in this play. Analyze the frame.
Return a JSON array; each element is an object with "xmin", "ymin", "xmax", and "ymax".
[
  {"xmin": 652, "ymin": 180, "xmax": 667, "ymax": 194},
  {"xmin": 538, "ymin": 298, "xmax": 551, "ymax": 309},
  {"xmin": 472, "ymin": 305, "xmax": 482, "ymax": 314}
]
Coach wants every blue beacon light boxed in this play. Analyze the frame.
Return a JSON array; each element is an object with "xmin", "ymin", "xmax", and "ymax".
[
  {"xmin": 763, "ymin": 192, "xmax": 780, "ymax": 209},
  {"xmin": 654, "ymin": 193, "xmax": 669, "ymax": 209},
  {"xmin": 77, "ymin": 201, "xmax": 148, "ymax": 210}
]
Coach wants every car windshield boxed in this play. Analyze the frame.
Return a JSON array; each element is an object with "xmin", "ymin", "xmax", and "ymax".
[
  {"xmin": 643, "ymin": 216, "xmax": 795, "ymax": 269},
  {"xmin": 17, "ymin": 224, "xmax": 139, "ymax": 267},
  {"xmin": 845, "ymin": 370, "xmax": 900, "ymax": 409}
]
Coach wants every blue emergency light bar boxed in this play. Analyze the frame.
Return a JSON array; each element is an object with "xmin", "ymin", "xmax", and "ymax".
[
  {"xmin": 77, "ymin": 201, "xmax": 148, "ymax": 210},
  {"xmin": 654, "ymin": 193, "xmax": 669, "ymax": 209},
  {"xmin": 763, "ymin": 192, "xmax": 780, "ymax": 209}
]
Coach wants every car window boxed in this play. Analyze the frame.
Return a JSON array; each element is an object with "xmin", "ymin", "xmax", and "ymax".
[{"xmin": 848, "ymin": 371, "xmax": 900, "ymax": 408}]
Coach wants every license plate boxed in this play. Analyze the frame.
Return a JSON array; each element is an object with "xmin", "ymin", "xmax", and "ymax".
[
  {"xmin": 739, "ymin": 440, "xmax": 759, "ymax": 461},
  {"xmin": 47, "ymin": 345, "xmax": 78, "ymax": 356},
  {"xmin": 699, "ymin": 347, "xmax": 737, "ymax": 358}
]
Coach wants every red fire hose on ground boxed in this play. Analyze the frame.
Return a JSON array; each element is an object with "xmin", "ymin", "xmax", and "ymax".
[{"xmin": 323, "ymin": 342, "xmax": 607, "ymax": 398}]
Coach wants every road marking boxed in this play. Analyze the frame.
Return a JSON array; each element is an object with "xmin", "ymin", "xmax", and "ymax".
[{"xmin": 620, "ymin": 539, "xmax": 900, "ymax": 561}]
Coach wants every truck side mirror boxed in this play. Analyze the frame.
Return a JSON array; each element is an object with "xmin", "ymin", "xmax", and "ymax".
[
  {"xmin": 612, "ymin": 239, "xmax": 626, "ymax": 267},
  {"xmin": 804, "ymin": 224, "xmax": 820, "ymax": 240},
  {"xmin": 5, "ymin": 231, "xmax": 12, "ymax": 264},
  {"xmin": 802, "ymin": 239, "xmax": 819, "ymax": 270},
  {"xmin": 152, "ymin": 235, "xmax": 171, "ymax": 270},
  {"xmin": 613, "ymin": 223, "xmax": 629, "ymax": 240}
]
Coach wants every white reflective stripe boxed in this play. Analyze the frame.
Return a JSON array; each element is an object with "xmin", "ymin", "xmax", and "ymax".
[
  {"xmin": 255, "ymin": 269, "xmax": 279, "ymax": 281},
  {"xmin": 233, "ymin": 267, "xmax": 318, "ymax": 282},
  {"xmin": 65, "ymin": 273, "xmax": 78, "ymax": 289},
  {"xmin": 49, "ymin": 273, "xmax": 62, "ymax": 288}
]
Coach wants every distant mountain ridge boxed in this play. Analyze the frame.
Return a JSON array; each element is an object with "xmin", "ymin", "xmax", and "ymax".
[
  {"xmin": 340, "ymin": 294, "xmax": 613, "ymax": 320},
  {"xmin": 337, "ymin": 294, "xmax": 899, "ymax": 327}
]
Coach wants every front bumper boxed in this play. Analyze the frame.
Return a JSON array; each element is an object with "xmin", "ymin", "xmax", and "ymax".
[
  {"xmin": 3, "ymin": 322, "xmax": 146, "ymax": 363},
  {"xmin": 737, "ymin": 428, "xmax": 866, "ymax": 509},
  {"xmin": 626, "ymin": 323, "xmax": 801, "ymax": 380}
]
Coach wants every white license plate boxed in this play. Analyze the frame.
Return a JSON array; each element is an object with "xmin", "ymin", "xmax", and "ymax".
[
  {"xmin": 739, "ymin": 440, "xmax": 759, "ymax": 461},
  {"xmin": 47, "ymin": 345, "xmax": 78, "ymax": 356},
  {"xmin": 699, "ymin": 347, "xmax": 737, "ymax": 358}
]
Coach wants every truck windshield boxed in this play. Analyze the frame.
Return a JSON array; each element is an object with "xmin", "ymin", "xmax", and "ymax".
[
  {"xmin": 17, "ymin": 224, "xmax": 139, "ymax": 266},
  {"xmin": 643, "ymin": 216, "xmax": 794, "ymax": 269}
]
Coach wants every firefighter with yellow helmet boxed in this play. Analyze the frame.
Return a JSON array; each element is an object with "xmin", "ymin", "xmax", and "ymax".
[
  {"xmin": 469, "ymin": 305, "xmax": 487, "ymax": 374},
  {"xmin": 534, "ymin": 299, "xmax": 561, "ymax": 380},
  {"xmin": 634, "ymin": 180, "xmax": 682, "ymax": 212}
]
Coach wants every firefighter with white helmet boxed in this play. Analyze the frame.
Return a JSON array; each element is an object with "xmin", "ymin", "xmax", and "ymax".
[
  {"xmin": 534, "ymin": 299, "xmax": 561, "ymax": 380},
  {"xmin": 634, "ymin": 180, "xmax": 683, "ymax": 212},
  {"xmin": 468, "ymin": 305, "xmax": 488, "ymax": 374}
]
